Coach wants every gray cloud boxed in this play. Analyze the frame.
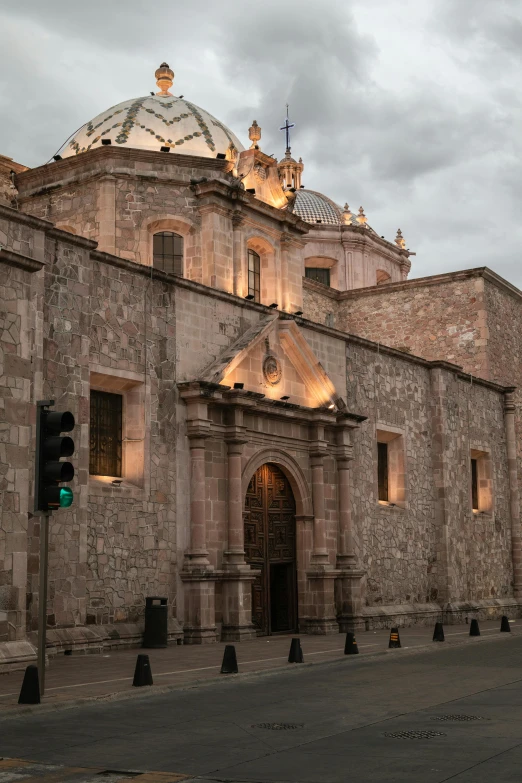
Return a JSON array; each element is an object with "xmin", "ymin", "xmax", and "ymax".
[{"xmin": 2, "ymin": 0, "xmax": 522, "ymax": 285}]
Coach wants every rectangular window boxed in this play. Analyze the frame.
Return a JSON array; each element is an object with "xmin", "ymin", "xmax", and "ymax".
[
  {"xmin": 470, "ymin": 449, "xmax": 493, "ymax": 513},
  {"xmin": 471, "ymin": 458, "xmax": 479, "ymax": 512},
  {"xmin": 305, "ymin": 267, "xmax": 331, "ymax": 286},
  {"xmin": 89, "ymin": 390, "xmax": 123, "ymax": 477},
  {"xmin": 377, "ymin": 442, "xmax": 389, "ymax": 502},
  {"xmin": 248, "ymin": 249, "xmax": 261, "ymax": 302},
  {"xmin": 153, "ymin": 232, "xmax": 183, "ymax": 276},
  {"xmin": 376, "ymin": 428, "xmax": 406, "ymax": 507}
]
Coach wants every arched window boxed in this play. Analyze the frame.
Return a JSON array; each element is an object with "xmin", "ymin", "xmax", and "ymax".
[
  {"xmin": 153, "ymin": 231, "xmax": 183, "ymax": 276},
  {"xmin": 248, "ymin": 249, "xmax": 261, "ymax": 302}
]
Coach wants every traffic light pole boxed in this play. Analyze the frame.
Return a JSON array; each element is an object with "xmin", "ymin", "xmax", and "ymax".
[
  {"xmin": 37, "ymin": 512, "xmax": 50, "ymax": 697},
  {"xmin": 35, "ymin": 400, "xmax": 53, "ymax": 698}
]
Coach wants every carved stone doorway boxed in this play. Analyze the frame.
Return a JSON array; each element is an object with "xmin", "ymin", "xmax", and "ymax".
[{"xmin": 244, "ymin": 463, "xmax": 297, "ymax": 635}]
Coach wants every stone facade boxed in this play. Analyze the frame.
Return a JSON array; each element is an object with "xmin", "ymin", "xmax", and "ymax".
[{"xmin": 0, "ymin": 134, "xmax": 521, "ymax": 668}]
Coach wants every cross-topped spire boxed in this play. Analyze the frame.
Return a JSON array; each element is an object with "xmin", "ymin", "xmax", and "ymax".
[{"xmin": 279, "ymin": 104, "xmax": 295, "ymax": 154}]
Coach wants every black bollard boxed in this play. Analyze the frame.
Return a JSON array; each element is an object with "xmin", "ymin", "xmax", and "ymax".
[
  {"xmin": 433, "ymin": 622, "xmax": 445, "ymax": 642},
  {"xmin": 220, "ymin": 645, "xmax": 238, "ymax": 674},
  {"xmin": 388, "ymin": 627, "xmax": 401, "ymax": 649},
  {"xmin": 500, "ymin": 615, "xmax": 511, "ymax": 633},
  {"xmin": 344, "ymin": 632, "xmax": 359, "ymax": 655},
  {"xmin": 132, "ymin": 654, "xmax": 153, "ymax": 686},
  {"xmin": 18, "ymin": 665, "xmax": 40, "ymax": 705},
  {"xmin": 469, "ymin": 618, "xmax": 480, "ymax": 637},
  {"xmin": 288, "ymin": 637, "xmax": 304, "ymax": 663}
]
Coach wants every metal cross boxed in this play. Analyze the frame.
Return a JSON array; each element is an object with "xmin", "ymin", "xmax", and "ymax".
[{"xmin": 279, "ymin": 104, "xmax": 295, "ymax": 151}]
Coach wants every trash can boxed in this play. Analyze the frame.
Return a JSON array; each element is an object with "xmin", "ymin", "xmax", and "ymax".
[{"xmin": 143, "ymin": 596, "xmax": 168, "ymax": 648}]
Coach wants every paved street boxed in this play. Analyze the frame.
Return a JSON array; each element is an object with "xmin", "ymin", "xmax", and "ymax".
[{"xmin": 2, "ymin": 630, "xmax": 522, "ymax": 782}]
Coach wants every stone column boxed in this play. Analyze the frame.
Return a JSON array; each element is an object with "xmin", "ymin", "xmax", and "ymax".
[
  {"xmin": 179, "ymin": 383, "xmax": 217, "ymax": 644},
  {"xmin": 504, "ymin": 389, "xmax": 522, "ymax": 598},
  {"xmin": 335, "ymin": 421, "xmax": 365, "ymax": 631},
  {"xmin": 310, "ymin": 450, "xmax": 329, "ymax": 566},
  {"xmin": 186, "ymin": 427, "xmax": 211, "ymax": 566},
  {"xmin": 305, "ymin": 419, "xmax": 338, "ymax": 634},
  {"xmin": 221, "ymin": 399, "xmax": 257, "ymax": 641}
]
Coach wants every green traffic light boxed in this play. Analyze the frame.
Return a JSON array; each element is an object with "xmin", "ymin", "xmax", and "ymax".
[{"xmin": 59, "ymin": 487, "xmax": 73, "ymax": 508}]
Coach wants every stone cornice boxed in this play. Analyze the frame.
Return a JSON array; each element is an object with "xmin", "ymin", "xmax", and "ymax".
[
  {"xmin": 302, "ymin": 277, "xmax": 341, "ymax": 300},
  {"xmin": 0, "ymin": 247, "xmax": 44, "ymax": 273},
  {"xmin": 338, "ymin": 266, "xmax": 522, "ymax": 303},
  {"xmin": 192, "ymin": 179, "xmax": 309, "ymax": 235},
  {"xmin": 0, "ymin": 203, "xmax": 97, "ymax": 252},
  {"xmin": 15, "ymin": 145, "xmax": 232, "ymax": 191},
  {"xmin": 0, "ymin": 202, "xmax": 54, "ymax": 232}
]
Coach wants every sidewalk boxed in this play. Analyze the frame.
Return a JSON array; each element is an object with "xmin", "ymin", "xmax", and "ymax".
[{"xmin": 0, "ymin": 620, "xmax": 516, "ymax": 712}]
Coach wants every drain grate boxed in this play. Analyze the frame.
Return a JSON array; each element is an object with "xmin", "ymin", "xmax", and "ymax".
[
  {"xmin": 385, "ymin": 730, "xmax": 446, "ymax": 739},
  {"xmin": 432, "ymin": 714, "xmax": 484, "ymax": 722},
  {"xmin": 253, "ymin": 722, "xmax": 304, "ymax": 730}
]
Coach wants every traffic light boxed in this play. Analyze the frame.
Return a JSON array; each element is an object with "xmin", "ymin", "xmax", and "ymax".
[{"xmin": 35, "ymin": 400, "xmax": 75, "ymax": 513}]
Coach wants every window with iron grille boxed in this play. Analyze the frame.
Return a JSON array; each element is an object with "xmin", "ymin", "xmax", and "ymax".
[
  {"xmin": 153, "ymin": 231, "xmax": 183, "ymax": 275},
  {"xmin": 305, "ymin": 267, "xmax": 331, "ymax": 286},
  {"xmin": 248, "ymin": 249, "xmax": 261, "ymax": 302},
  {"xmin": 377, "ymin": 441, "xmax": 389, "ymax": 502},
  {"xmin": 89, "ymin": 390, "xmax": 123, "ymax": 477}
]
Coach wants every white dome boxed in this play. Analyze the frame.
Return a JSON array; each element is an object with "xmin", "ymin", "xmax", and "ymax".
[{"xmin": 57, "ymin": 94, "xmax": 245, "ymax": 160}]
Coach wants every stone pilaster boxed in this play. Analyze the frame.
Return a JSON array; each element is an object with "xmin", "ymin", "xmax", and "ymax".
[
  {"xmin": 231, "ymin": 210, "xmax": 244, "ymax": 297},
  {"xmin": 305, "ymin": 417, "xmax": 338, "ymax": 634},
  {"xmin": 504, "ymin": 389, "xmax": 522, "ymax": 598},
  {"xmin": 335, "ymin": 420, "xmax": 365, "ymax": 631},
  {"xmin": 179, "ymin": 383, "xmax": 217, "ymax": 643},
  {"xmin": 221, "ymin": 397, "xmax": 257, "ymax": 641}
]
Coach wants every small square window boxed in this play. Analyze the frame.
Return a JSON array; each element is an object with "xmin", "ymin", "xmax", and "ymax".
[{"xmin": 305, "ymin": 267, "xmax": 331, "ymax": 286}]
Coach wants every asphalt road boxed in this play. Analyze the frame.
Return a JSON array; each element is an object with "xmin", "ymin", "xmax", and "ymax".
[{"xmin": 3, "ymin": 634, "xmax": 522, "ymax": 783}]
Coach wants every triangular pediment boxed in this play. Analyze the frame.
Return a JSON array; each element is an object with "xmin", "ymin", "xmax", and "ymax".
[{"xmin": 199, "ymin": 315, "xmax": 342, "ymax": 409}]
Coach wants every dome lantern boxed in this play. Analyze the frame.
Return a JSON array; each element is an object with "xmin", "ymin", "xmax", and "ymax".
[{"xmin": 155, "ymin": 62, "xmax": 174, "ymax": 96}]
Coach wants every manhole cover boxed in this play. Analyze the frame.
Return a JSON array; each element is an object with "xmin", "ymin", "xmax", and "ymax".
[
  {"xmin": 385, "ymin": 730, "xmax": 446, "ymax": 739},
  {"xmin": 432, "ymin": 715, "xmax": 484, "ymax": 722},
  {"xmin": 253, "ymin": 722, "xmax": 304, "ymax": 730}
]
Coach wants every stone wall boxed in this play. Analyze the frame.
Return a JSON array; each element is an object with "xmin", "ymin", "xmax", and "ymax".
[
  {"xmin": 338, "ymin": 271, "xmax": 490, "ymax": 376},
  {"xmin": 346, "ymin": 340, "xmax": 512, "ymax": 610},
  {"xmin": 302, "ymin": 278, "xmax": 339, "ymax": 328}
]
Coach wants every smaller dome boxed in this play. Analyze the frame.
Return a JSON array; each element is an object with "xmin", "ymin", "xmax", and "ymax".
[{"xmin": 290, "ymin": 189, "xmax": 374, "ymax": 230}]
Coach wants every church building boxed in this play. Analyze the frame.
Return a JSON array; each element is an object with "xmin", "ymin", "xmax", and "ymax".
[{"xmin": 1, "ymin": 63, "xmax": 521, "ymax": 664}]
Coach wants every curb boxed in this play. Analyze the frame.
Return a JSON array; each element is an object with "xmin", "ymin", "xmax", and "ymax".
[{"xmin": 0, "ymin": 630, "xmax": 517, "ymax": 721}]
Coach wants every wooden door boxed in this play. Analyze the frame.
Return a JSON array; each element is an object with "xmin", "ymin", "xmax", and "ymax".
[{"xmin": 244, "ymin": 463, "xmax": 297, "ymax": 635}]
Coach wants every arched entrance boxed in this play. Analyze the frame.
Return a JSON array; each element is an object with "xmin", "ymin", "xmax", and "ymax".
[{"xmin": 244, "ymin": 463, "xmax": 298, "ymax": 635}]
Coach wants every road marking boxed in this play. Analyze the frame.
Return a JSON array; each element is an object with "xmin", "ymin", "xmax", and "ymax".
[
  {"xmin": 0, "ymin": 629, "xmax": 507, "ymax": 700},
  {"xmin": 0, "ymin": 645, "xmax": 380, "ymax": 698}
]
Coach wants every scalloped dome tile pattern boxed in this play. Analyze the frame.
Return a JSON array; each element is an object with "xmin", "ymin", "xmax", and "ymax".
[
  {"xmin": 57, "ymin": 95, "xmax": 245, "ymax": 159},
  {"xmin": 292, "ymin": 189, "xmax": 342, "ymax": 225}
]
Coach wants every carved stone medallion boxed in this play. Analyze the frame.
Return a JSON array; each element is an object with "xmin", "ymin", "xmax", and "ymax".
[{"xmin": 263, "ymin": 354, "xmax": 282, "ymax": 385}]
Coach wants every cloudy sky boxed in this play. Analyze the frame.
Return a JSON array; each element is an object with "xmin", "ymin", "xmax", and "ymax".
[{"xmin": 1, "ymin": 0, "xmax": 521, "ymax": 284}]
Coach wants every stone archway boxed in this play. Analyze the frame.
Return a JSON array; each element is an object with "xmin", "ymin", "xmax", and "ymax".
[{"xmin": 244, "ymin": 463, "xmax": 298, "ymax": 635}]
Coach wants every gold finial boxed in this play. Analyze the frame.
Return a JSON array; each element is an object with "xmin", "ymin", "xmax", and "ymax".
[
  {"xmin": 356, "ymin": 206, "xmax": 367, "ymax": 226},
  {"xmin": 395, "ymin": 228, "xmax": 406, "ymax": 249},
  {"xmin": 343, "ymin": 203, "xmax": 352, "ymax": 224},
  {"xmin": 155, "ymin": 62, "xmax": 174, "ymax": 97},
  {"xmin": 249, "ymin": 120, "xmax": 261, "ymax": 149}
]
